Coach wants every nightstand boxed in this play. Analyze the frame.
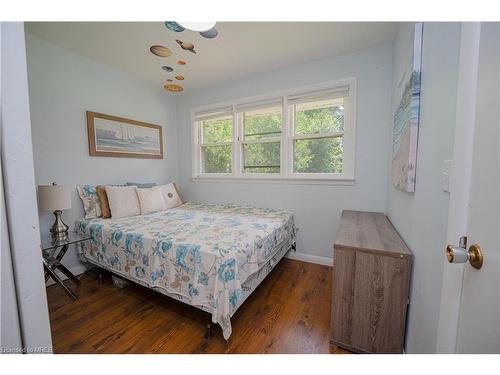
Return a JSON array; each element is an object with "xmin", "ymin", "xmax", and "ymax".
[{"xmin": 41, "ymin": 232, "xmax": 90, "ymax": 300}]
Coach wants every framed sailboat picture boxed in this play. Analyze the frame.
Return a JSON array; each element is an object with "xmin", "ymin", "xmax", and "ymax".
[{"xmin": 86, "ymin": 111, "xmax": 163, "ymax": 159}]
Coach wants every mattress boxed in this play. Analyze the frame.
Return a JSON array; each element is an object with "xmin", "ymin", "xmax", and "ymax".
[{"xmin": 76, "ymin": 202, "xmax": 296, "ymax": 339}]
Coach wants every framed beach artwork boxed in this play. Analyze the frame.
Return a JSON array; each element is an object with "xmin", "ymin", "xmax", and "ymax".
[
  {"xmin": 86, "ymin": 111, "xmax": 163, "ymax": 159},
  {"xmin": 391, "ymin": 22, "xmax": 423, "ymax": 193}
]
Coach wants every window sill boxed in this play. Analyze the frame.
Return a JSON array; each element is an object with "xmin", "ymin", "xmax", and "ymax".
[{"xmin": 190, "ymin": 176, "xmax": 355, "ymax": 186}]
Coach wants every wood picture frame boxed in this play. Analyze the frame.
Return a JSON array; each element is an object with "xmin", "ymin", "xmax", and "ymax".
[{"xmin": 86, "ymin": 111, "xmax": 163, "ymax": 159}]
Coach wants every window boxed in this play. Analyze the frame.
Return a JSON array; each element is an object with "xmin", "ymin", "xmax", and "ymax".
[
  {"xmin": 196, "ymin": 107, "xmax": 233, "ymax": 174},
  {"xmin": 291, "ymin": 97, "xmax": 345, "ymax": 175},
  {"xmin": 238, "ymin": 101, "xmax": 282, "ymax": 174},
  {"xmin": 192, "ymin": 79, "xmax": 355, "ymax": 182}
]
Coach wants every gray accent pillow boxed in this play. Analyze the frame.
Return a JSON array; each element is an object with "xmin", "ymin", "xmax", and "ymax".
[{"xmin": 126, "ymin": 182, "xmax": 156, "ymax": 188}]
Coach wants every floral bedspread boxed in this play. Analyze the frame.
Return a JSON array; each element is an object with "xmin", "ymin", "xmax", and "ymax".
[{"xmin": 76, "ymin": 202, "xmax": 295, "ymax": 339}]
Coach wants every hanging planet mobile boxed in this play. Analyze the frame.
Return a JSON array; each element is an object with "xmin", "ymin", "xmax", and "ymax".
[
  {"xmin": 164, "ymin": 83, "xmax": 184, "ymax": 92},
  {"xmin": 200, "ymin": 27, "xmax": 218, "ymax": 39},
  {"xmin": 175, "ymin": 39, "xmax": 196, "ymax": 54},
  {"xmin": 164, "ymin": 21, "xmax": 184, "ymax": 33},
  {"xmin": 150, "ymin": 45, "xmax": 172, "ymax": 57}
]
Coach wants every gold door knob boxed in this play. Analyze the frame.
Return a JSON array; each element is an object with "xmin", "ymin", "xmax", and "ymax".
[
  {"xmin": 446, "ymin": 244, "xmax": 483, "ymax": 270},
  {"xmin": 467, "ymin": 244, "xmax": 483, "ymax": 269}
]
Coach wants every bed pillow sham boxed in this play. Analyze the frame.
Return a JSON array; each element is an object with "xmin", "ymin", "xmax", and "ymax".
[
  {"xmin": 105, "ymin": 185, "xmax": 141, "ymax": 218},
  {"xmin": 157, "ymin": 183, "xmax": 183, "ymax": 209},
  {"xmin": 76, "ymin": 185, "xmax": 102, "ymax": 219},
  {"xmin": 136, "ymin": 186, "xmax": 168, "ymax": 215}
]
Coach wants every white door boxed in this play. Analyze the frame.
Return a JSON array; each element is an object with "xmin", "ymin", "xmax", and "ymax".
[
  {"xmin": 437, "ymin": 22, "xmax": 500, "ymax": 353},
  {"xmin": 1, "ymin": 22, "xmax": 53, "ymax": 353},
  {"xmin": 0, "ymin": 21, "xmax": 24, "ymax": 352}
]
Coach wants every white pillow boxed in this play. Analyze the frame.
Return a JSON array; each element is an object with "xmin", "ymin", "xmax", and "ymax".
[
  {"xmin": 158, "ymin": 183, "xmax": 183, "ymax": 209},
  {"xmin": 105, "ymin": 185, "xmax": 141, "ymax": 218},
  {"xmin": 137, "ymin": 187, "xmax": 168, "ymax": 215}
]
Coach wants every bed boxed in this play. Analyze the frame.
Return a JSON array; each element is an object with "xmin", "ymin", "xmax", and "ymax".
[{"xmin": 76, "ymin": 202, "xmax": 296, "ymax": 340}]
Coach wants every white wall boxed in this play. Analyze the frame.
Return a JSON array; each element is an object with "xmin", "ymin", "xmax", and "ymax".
[
  {"xmin": 176, "ymin": 45, "xmax": 393, "ymax": 262},
  {"xmin": 386, "ymin": 23, "xmax": 461, "ymax": 353},
  {"xmin": 25, "ymin": 34, "xmax": 178, "ymax": 272}
]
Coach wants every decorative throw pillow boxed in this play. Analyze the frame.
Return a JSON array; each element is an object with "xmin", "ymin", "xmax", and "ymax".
[
  {"xmin": 105, "ymin": 185, "xmax": 141, "ymax": 219},
  {"xmin": 95, "ymin": 185, "xmax": 111, "ymax": 219},
  {"xmin": 76, "ymin": 185, "xmax": 102, "ymax": 219},
  {"xmin": 136, "ymin": 186, "xmax": 168, "ymax": 215},
  {"xmin": 126, "ymin": 182, "xmax": 157, "ymax": 188},
  {"xmin": 157, "ymin": 183, "xmax": 183, "ymax": 209}
]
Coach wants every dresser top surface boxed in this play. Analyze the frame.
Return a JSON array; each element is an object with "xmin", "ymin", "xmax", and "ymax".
[{"xmin": 334, "ymin": 210, "xmax": 412, "ymax": 257}]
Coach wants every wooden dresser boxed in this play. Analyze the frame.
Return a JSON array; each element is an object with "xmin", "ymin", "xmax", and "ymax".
[{"xmin": 330, "ymin": 210, "xmax": 412, "ymax": 353}]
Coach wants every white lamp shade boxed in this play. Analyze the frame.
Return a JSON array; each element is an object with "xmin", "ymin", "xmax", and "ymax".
[
  {"xmin": 38, "ymin": 185, "xmax": 71, "ymax": 211},
  {"xmin": 178, "ymin": 22, "xmax": 216, "ymax": 32}
]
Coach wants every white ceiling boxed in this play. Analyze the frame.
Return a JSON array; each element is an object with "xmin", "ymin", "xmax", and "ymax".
[{"xmin": 25, "ymin": 22, "xmax": 399, "ymax": 94}]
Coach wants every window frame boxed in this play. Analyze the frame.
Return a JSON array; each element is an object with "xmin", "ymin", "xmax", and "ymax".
[
  {"xmin": 238, "ymin": 101, "xmax": 283, "ymax": 177},
  {"xmin": 191, "ymin": 78, "xmax": 357, "ymax": 184},
  {"xmin": 289, "ymin": 94, "xmax": 353, "ymax": 179},
  {"xmin": 195, "ymin": 109, "xmax": 234, "ymax": 177}
]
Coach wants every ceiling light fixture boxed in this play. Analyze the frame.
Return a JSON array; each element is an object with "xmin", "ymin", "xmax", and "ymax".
[{"xmin": 177, "ymin": 22, "xmax": 216, "ymax": 32}]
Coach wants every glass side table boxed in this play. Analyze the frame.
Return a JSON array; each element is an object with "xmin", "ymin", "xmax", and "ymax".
[{"xmin": 41, "ymin": 232, "xmax": 90, "ymax": 300}]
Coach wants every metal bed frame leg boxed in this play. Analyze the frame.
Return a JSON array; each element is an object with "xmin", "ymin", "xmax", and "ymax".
[
  {"xmin": 205, "ymin": 323, "xmax": 214, "ymax": 340},
  {"xmin": 204, "ymin": 320, "xmax": 229, "ymax": 346},
  {"xmin": 84, "ymin": 266, "xmax": 108, "ymax": 284}
]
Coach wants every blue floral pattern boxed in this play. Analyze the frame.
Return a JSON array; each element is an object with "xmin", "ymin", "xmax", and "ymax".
[{"xmin": 77, "ymin": 202, "xmax": 295, "ymax": 339}]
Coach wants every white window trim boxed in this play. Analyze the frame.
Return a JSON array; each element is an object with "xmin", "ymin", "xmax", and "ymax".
[
  {"xmin": 191, "ymin": 77, "xmax": 357, "ymax": 184},
  {"xmin": 238, "ymin": 106, "xmax": 282, "ymax": 178}
]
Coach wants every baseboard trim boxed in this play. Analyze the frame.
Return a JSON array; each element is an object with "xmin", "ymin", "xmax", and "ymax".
[
  {"xmin": 45, "ymin": 264, "xmax": 87, "ymax": 286},
  {"xmin": 286, "ymin": 251, "xmax": 333, "ymax": 266}
]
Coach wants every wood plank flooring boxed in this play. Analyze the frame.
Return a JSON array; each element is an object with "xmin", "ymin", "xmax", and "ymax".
[{"xmin": 46, "ymin": 258, "xmax": 351, "ymax": 354}]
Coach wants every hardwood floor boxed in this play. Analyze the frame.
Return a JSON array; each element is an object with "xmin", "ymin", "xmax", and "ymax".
[{"xmin": 46, "ymin": 258, "xmax": 351, "ymax": 354}]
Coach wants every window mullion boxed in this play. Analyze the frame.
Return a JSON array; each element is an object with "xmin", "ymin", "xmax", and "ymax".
[
  {"xmin": 200, "ymin": 141, "xmax": 233, "ymax": 147},
  {"xmin": 233, "ymin": 107, "xmax": 242, "ymax": 178},
  {"xmin": 342, "ymin": 95, "xmax": 354, "ymax": 178},
  {"xmin": 241, "ymin": 137, "xmax": 281, "ymax": 145},
  {"xmin": 194, "ymin": 119, "xmax": 201, "ymax": 177},
  {"xmin": 292, "ymin": 132, "xmax": 344, "ymax": 141},
  {"xmin": 289, "ymin": 101, "xmax": 294, "ymax": 176},
  {"xmin": 231, "ymin": 106, "xmax": 237, "ymax": 178},
  {"xmin": 282, "ymin": 96, "xmax": 289, "ymax": 178}
]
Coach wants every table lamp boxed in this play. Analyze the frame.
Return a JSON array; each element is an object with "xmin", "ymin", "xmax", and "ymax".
[{"xmin": 38, "ymin": 183, "xmax": 71, "ymax": 241}]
